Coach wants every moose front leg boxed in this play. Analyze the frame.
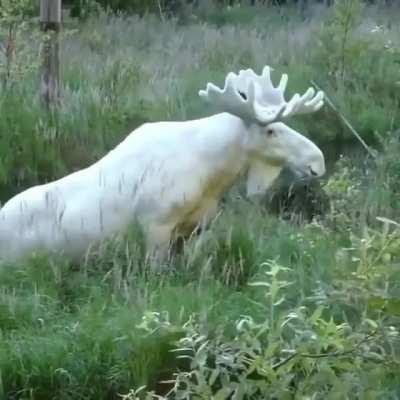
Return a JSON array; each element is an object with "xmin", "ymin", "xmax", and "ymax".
[
  {"xmin": 145, "ymin": 224, "xmax": 173, "ymax": 270},
  {"xmin": 171, "ymin": 199, "xmax": 220, "ymax": 255}
]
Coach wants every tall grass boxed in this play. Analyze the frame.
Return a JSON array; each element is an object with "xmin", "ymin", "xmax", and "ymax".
[
  {"xmin": 0, "ymin": 2, "xmax": 400, "ymax": 399},
  {"xmin": 1, "ymin": 1, "xmax": 399, "ymax": 197}
]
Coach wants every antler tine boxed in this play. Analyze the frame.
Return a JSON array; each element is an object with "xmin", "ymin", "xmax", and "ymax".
[
  {"xmin": 199, "ymin": 70, "xmax": 258, "ymax": 121},
  {"xmin": 306, "ymin": 90, "xmax": 324, "ymax": 110},
  {"xmin": 235, "ymin": 67, "xmax": 288, "ymax": 124},
  {"xmin": 277, "ymin": 73, "xmax": 288, "ymax": 93},
  {"xmin": 239, "ymin": 67, "xmax": 276, "ymax": 93},
  {"xmin": 258, "ymin": 66, "xmax": 325, "ymax": 119},
  {"xmin": 282, "ymin": 88, "xmax": 324, "ymax": 118},
  {"xmin": 261, "ymin": 66, "xmax": 277, "ymax": 91},
  {"xmin": 282, "ymin": 93, "xmax": 301, "ymax": 118}
]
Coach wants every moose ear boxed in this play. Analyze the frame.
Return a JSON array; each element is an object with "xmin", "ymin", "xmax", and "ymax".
[{"xmin": 246, "ymin": 159, "xmax": 282, "ymax": 197}]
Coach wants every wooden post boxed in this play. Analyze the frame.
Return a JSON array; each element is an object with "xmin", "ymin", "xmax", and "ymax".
[{"xmin": 40, "ymin": 0, "xmax": 62, "ymax": 108}]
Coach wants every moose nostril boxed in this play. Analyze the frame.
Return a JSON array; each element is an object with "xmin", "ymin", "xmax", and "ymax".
[
  {"xmin": 238, "ymin": 91, "xmax": 247, "ymax": 100},
  {"xmin": 309, "ymin": 167, "xmax": 318, "ymax": 176}
]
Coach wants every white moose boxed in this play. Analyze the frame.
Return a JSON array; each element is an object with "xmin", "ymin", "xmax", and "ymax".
[{"xmin": 0, "ymin": 66, "xmax": 325, "ymax": 264}]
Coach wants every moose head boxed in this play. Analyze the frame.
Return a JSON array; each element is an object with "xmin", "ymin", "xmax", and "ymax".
[{"xmin": 199, "ymin": 66, "xmax": 325, "ymax": 196}]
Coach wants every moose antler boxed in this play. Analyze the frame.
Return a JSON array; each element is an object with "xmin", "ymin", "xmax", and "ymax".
[{"xmin": 199, "ymin": 66, "xmax": 324, "ymax": 124}]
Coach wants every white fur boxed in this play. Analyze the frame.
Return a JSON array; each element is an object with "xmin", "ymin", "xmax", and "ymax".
[{"xmin": 0, "ymin": 112, "xmax": 324, "ymax": 264}]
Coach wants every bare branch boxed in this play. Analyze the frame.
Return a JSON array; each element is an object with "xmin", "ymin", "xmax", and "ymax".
[
  {"xmin": 311, "ymin": 80, "xmax": 376, "ymax": 158},
  {"xmin": 272, "ymin": 333, "xmax": 378, "ymax": 371}
]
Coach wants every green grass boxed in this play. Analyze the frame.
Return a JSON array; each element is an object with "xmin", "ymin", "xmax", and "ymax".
[
  {"xmin": 0, "ymin": 189, "xmax": 399, "ymax": 398},
  {"xmin": 1, "ymin": 1, "xmax": 399, "ymax": 196},
  {"xmin": 0, "ymin": 1, "xmax": 400, "ymax": 399}
]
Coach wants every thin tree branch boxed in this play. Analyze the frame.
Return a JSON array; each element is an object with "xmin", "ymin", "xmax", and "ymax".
[
  {"xmin": 156, "ymin": 0, "xmax": 166, "ymax": 23},
  {"xmin": 272, "ymin": 333, "xmax": 376, "ymax": 370},
  {"xmin": 272, "ymin": 352, "xmax": 298, "ymax": 370},
  {"xmin": 311, "ymin": 80, "xmax": 377, "ymax": 159}
]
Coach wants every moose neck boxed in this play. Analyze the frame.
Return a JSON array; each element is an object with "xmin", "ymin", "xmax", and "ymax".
[
  {"xmin": 195, "ymin": 113, "xmax": 281, "ymax": 197},
  {"xmin": 205, "ymin": 114, "xmax": 283, "ymax": 197},
  {"xmin": 191, "ymin": 113, "xmax": 250, "ymax": 192},
  {"xmin": 197, "ymin": 112, "xmax": 250, "ymax": 153}
]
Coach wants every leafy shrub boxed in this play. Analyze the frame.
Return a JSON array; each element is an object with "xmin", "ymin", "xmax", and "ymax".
[
  {"xmin": 308, "ymin": 0, "xmax": 400, "ymax": 143},
  {"xmin": 69, "ymin": 0, "xmax": 104, "ymax": 19},
  {"xmin": 0, "ymin": 0, "xmax": 40, "ymax": 88},
  {"xmin": 124, "ymin": 259, "xmax": 400, "ymax": 399},
  {"xmin": 67, "ymin": 0, "xmax": 190, "ymax": 17}
]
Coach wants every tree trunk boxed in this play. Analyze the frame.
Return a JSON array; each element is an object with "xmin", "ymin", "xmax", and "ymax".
[{"xmin": 40, "ymin": 0, "xmax": 62, "ymax": 108}]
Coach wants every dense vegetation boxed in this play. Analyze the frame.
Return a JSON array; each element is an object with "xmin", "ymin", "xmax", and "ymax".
[{"xmin": 0, "ymin": 1, "xmax": 400, "ymax": 398}]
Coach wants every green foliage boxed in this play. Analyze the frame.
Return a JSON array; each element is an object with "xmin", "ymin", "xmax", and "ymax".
[
  {"xmin": 1, "ymin": 3, "xmax": 399, "ymax": 194},
  {"xmin": 324, "ymin": 0, "xmax": 364, "ymax": 81},
  {"xmin": 67, "ymin": 0, "xmax": 187, "ymax": 17},
  {"xmin": 1, "ymin": 183, "xmax": 400, "ymax": 398},
  {"xmin": 122, "ymin": 256, "xmax": 400, "ymax": 399},
  {"xmin": 309, "ymin": 0, "xmax": 400, "ymax": 142},
  {"xmin": 0, "ymin": 0, "xmax": 37, "ymax": 19},
  {"xmin": 324, "ymin": 131, "xmax": 400, "ymax": 227},
  {"xmin": 70, "ymin": 0, "xmax": 104, "ymax": 20},
  {"xmin": 1, "ymin": 3, "xmax": 400, "ymax": 399},
  {"xmin": 0, "ymin": 0, "xmax": 40, "ymax": 88}
]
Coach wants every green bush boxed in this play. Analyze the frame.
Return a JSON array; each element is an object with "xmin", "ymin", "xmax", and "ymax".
[
  {"xmin": 308, "ymin": 0, "xmax": 400, "ymax": 143},
  {"xmin": 66, "ymin": 0, "xmax": 190, "ymax": 16}
]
